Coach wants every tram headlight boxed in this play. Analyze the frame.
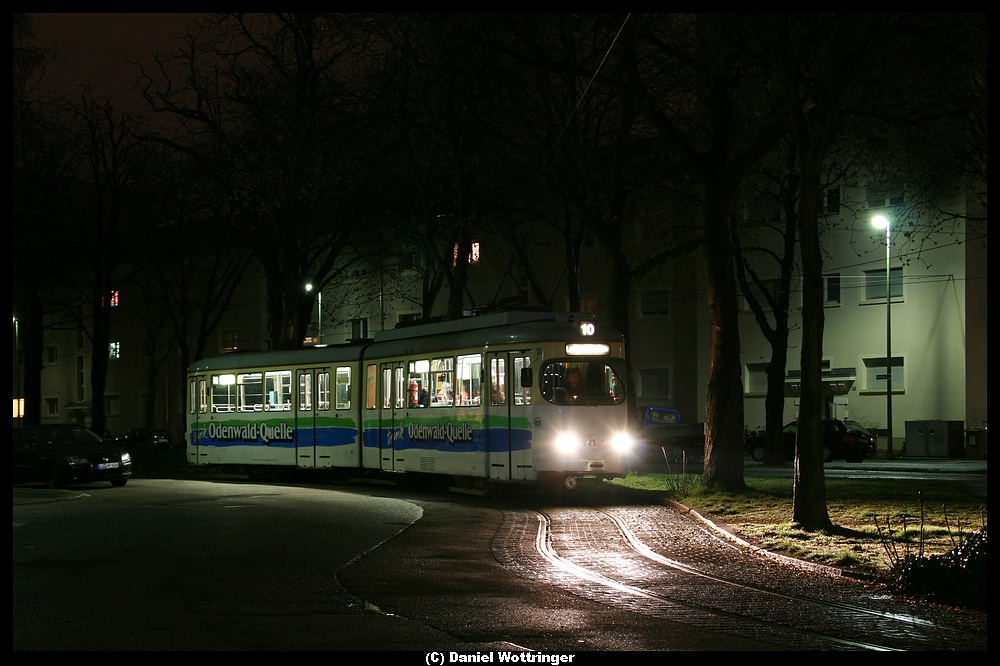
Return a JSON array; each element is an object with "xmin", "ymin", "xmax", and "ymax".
[
  {"xmin": 609, "ymin": 432, "xmax": 634, "ymax": 453},
  {"xmin": 554, "ymin": 432, "xmax": 580, "ymax": 454}
]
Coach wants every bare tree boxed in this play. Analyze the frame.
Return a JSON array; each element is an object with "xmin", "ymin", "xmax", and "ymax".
[
  {"xmin": 138, "ymin": 13, "xmax": 386, "ymax": 348},
  {"xmin": 626, "ymin": 14, "xmax": 787, "ymax": 491}
]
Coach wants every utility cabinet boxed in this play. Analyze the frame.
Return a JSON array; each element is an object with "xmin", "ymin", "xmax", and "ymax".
[{"xmin": 904, "ymin": 420, "xmax": 964, "ymax": 457}]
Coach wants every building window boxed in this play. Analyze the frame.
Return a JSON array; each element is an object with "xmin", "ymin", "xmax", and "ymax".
[
  {"xmin": 823, "ymin": 187, "xmax": 840, "ymax": 215},
  {"xmin": 580, "ymin": 296, "xmax": 597, "ymax": 314},
  {"xmin": 109, "ymin": 341, "xmax": 121, "ymax": 359},
  {"xmin": 744, "ymin": 278, "xmax": 782, "ymax": 311},
  {"xmin": 45, "ymin": 397, "xmax": 60, "ymax": 417},
  {"xmin": 76, "ymin": 356, "xmax": 85, "ymax": 401},
  {"xmin": 350, "ymin": 318, "xmax": 368, "ymax": 340},
  {"xmin": 105, "ymin": 394, "xmax": 121, "ymax": 416},
  {"xmin": 398, "ymin": 313, "xmax": 421, "ymax": 325},
  {"xmin": 45, "ymin": 346, "xmax": 59, "ymax": 365},
  {"xmin": 638, "ymin": 368, "xmax": 670, "ymax": 398},
  {"xmin": 866, "ymin": 183, "xmax": 904, "ymax": 209},
  {"xmin": 222, "ymin": 330, "xmax": 238, "ymax": 351},
  {"xmin": 744, "ymin": 363, "xmax": 768, "ymax": 394},
  {"xmin": 862, "ymin": 356, "xmax": 905, "ymax": 393},
  {"xmin": 864, "ymin": 267, "xmax": 903, "ymax": 302},
  {"xmin": 397, "ymin": 253, "xmax": 421, "ymax": 272},
  {"xmin": 823, "ymin": 274, "xmax": 841, "ymax": 306},
  {"xmin": 640, "ymin": 290, "xmax": 669, "ymax": 317}
]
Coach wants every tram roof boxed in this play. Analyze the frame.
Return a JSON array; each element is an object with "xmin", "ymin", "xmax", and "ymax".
[
  {"xmin": 367, "ymin": 311, "xmax": 623, "ymax": 356},
  {"xmin": 188, "ymin": 311, "xmax": 623, "ymax": 373}
]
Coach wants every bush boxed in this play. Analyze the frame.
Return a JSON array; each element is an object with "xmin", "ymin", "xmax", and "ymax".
[{"xmin": 887, "ymin": 526, "xmax": 987, "ymax": 610}]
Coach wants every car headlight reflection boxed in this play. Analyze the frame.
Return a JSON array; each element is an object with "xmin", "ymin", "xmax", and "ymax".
[{"xmin": 120, "ymin": 452, "xmax": 131, "ymax": 464}]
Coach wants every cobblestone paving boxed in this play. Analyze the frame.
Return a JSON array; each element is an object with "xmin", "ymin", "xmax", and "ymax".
[{"xmin": 492, "ymin": 500, "xmax": 988, "ymax": 650}]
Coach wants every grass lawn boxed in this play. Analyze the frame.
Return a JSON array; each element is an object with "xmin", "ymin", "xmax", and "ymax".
[{"xmin": 613, "ymin": 472, "xmax": 987, "ymax": 574}]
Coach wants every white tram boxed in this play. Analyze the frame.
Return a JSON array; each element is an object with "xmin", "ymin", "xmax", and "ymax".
[{"xmin": 186, "ymin": 312, "xmax": 635, "ymax": 489}]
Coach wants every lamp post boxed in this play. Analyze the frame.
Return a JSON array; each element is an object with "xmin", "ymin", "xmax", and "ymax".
[
  {"xmin": 872, "ymin": 215, "xmax": 893, "ymax": 456},
  {"xmin": 13, "ymin": 315, "xmax": 22, "ymax": 423},
  {"xmin": 305, "ymin": 283, "xmax": 323, "ymax": 345}
]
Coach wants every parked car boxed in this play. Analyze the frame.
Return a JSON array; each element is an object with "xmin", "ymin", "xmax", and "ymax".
[
  {"xmin": 116, "ymin": 427, "xmax": 177, "ymax": 450},
  {"xmin": 744, "ymin": 419, "xmax": 875, "ymax": 463},
  {"xmin": 13, "ymin": 424, "xmax": 132, "ymax": 488}
]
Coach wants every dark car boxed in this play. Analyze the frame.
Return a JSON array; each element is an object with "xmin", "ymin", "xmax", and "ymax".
[
  {"xmin": 744, "ymin": 419, "xmax": 875, "ymax": 463},
  {"xmin": 13, "ymin": 424, "xmax": 132, "ymax": 488},
  {"xmin": 116, "ymin": 427, "xmax": 177, "ymax": 450}
]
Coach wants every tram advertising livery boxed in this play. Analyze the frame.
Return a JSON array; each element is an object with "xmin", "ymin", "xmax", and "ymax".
[{"xmin": 186, "ymin": 312, "xmax": 634, "ymax": 490}]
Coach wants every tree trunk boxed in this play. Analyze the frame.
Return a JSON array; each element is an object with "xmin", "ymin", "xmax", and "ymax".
[{"xmin": 701, "ymin": 195, "xmax": 746, "ymax": 491}]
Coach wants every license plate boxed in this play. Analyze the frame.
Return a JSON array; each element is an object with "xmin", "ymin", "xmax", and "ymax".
[{"xmin": 97, "ymin": 462, "xmax": 120, "ymax": 469}]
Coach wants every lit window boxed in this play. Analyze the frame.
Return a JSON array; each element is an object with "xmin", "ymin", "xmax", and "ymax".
[
  {"xmin": 453, "ymin": 241, "xmax": 480, "ymax": 265},
  {"xmin": 109, "ymin": 341, "xmax": 121, "ymax": 359}
]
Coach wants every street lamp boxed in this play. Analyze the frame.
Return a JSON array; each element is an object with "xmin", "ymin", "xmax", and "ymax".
[
  {"xmin": 305, "ymin": 283, "xmax": 323, "ymax": 345},
  {"xmin": 872, "ymin": 214, "xmax": 893, "ymax": 456}
]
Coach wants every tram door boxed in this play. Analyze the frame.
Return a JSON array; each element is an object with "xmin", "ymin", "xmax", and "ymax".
[
  {"xmin": 187, "ymin": 374, "xmax": 208, "ymax": 463},
  {"xmin": 379, "ymin": 362, "xmax": 406, "ymax": 472},
  {"xmin": 295, "ymin": 369, "xmax": 318, "ymax": 467},
  {"xmin": 486, "ymin": 352, "xmax": 532, "ymax": 481}
]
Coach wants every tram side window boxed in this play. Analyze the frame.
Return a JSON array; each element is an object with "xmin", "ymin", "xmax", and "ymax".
[
  {"xmin": 199, "ymin": 379, "xmax": 207, "ymax": 414},
  {"xmin": 431, "ymin": 356, "xmax": 454, "ymax": 407},
  {"xmin": 456, "ymin": 354, "xmax": 482, "ymax": 406},
  {"xmin": 336, "ymin": 367, "xmax": 351, "ymax": 409},
  {"xmin": 212, "ymin": 374, "xmax": 236, "ymax": 412},
  {"xmin": 382, "ymin": 367, "xmax": 392, "ymax": 409},
  {"xmin": 238, "ymin": 372, "xmax": 263, "ymax": 412},
  {"xmin": 514, "ymin": 356, "xmax": 531, "ymax": 405},
  {"xmin": 265, "ymin": 370, "xmax": 292, "ymax": 410},
  {"xmin": 365, "ymin": 365, "xmax": 377, "ymax": 410},
  {"xmin": 299, "ymin": 373, "xmax": 312, "ymax": 411},
  {"xmin": 394, "ymin": 366, "xmax": 406, "ymax": 409},
  {"xmin": 318, "ymin": 372, "xmax": 331, "ymax": 410},
  {"xmin": 408, "ymin": 360, "xmax": 430, "ymax": 408},
  {"xmin": 491, "ymin": 358, "xmax": 506, "ymax": 406},
  {"xmin": 189, "ymin": 380, "xmax": 197, "ymax": 414}
]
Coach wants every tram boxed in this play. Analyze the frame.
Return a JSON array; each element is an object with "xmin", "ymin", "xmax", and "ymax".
[{"xmin": 185, "ymin": 311, "xmax": 634, "ymax": 489}]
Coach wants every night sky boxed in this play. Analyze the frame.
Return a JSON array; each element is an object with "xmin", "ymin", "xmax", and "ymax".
[{"xmin": 30, "ymin": 13, "xmax": 202, "ymax": 103}]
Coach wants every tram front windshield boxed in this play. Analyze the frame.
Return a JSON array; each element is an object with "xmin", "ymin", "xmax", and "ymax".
[{"xmin": 541, "ymin": 361, "xmax": 625, "ymax": 406}]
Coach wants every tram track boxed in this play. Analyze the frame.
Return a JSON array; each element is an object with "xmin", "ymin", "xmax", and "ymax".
[{"xmin": 498, "ymin": 504, "xmax": 986, "ymax": 651}]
